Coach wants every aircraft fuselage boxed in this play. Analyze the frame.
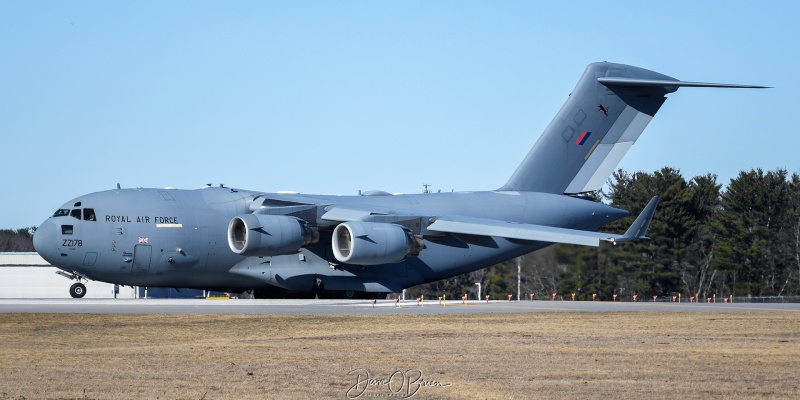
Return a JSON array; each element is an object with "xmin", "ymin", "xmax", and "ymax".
[{"xmin": 33, "ymin": 187, "xmax": 627, "ymax": 295}]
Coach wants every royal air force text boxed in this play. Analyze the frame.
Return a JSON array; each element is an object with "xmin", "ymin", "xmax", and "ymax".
[{"xmin": 105, "ymin": 215, "xmax": 179, "ymax": 224}]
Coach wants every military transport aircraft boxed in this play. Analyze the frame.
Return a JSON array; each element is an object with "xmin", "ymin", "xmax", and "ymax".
[{"xmin": 33, "ymin": 62, "xmax": 766, "ymax": 298}]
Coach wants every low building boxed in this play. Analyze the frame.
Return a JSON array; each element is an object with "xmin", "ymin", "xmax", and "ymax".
[{"xmin": 0, "ymin": 253, "xmax": 217, "ymax": 298}]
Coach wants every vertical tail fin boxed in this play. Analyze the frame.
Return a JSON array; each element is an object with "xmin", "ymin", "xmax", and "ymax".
[{"xmin": 499, "ymin": 62, "xmax": 767, "ymax": 194}]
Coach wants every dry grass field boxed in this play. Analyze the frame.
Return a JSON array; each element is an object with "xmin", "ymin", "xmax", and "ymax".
[{"xmin": 0, "ymin": 312, "xmax": 798, "ymax": 399}]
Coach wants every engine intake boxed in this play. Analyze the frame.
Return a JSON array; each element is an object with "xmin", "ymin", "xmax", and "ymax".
[
  {"xmin": 228, "ymin": 214, "xmax": 318, "ymax": 257},
  {"xmin": 331, "ymin": 221, "xmax": 422, "ymax": 265}
]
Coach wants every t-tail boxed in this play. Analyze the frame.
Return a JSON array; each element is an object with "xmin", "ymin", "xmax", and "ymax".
[{"xmin": 499, "ymin": 62, "xmax": 768, "ymax": 195}]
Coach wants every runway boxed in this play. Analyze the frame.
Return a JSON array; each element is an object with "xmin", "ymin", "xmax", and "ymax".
[{"xmin": 1, "ymin": 298, "xmax": 798, "ymax": 314}]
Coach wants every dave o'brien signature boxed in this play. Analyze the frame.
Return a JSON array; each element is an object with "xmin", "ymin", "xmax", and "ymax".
[{"xmin": 346, "ymin": 368, "xmax": 452, "ymax": 399}]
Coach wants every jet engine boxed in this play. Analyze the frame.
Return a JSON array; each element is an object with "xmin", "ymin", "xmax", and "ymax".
[
  {"xmin": 331, "ymin": 221, "xmax": 423, "ymax": 265},
  {"xmin": 228, "ymin": 214, "xmax": 318, "ymax": 257}
]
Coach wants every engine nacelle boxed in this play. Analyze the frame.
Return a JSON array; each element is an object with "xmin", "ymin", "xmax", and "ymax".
[
  {"xmin": 228, "ymin": 214, "xmax": 318, "ymax": 257},
  {"xmin": 331, "ymin": 221, "xmax": 422, "ymax": 265}
]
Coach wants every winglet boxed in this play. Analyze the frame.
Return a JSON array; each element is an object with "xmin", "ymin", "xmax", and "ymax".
[{"xmin": 607, "ymin": 196, "xmax": 660, "ymax": 243}]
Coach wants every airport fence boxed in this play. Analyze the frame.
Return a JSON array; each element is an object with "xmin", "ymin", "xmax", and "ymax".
[
  {"xmin": 396, "ymin": 293, "xmax": 800, "ymax": 303},
  {"xmin": 731, "ymin": 296, "xmax": 800, "ymax": 303}
]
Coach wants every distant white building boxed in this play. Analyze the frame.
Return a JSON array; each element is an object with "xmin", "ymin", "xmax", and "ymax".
[
  {"xmin": 0, "ymin": 253, "xmax": 223, "ymax": 299},
  {"xmin": 0, "ymin": 252, "xmax": 135, "ymax": 298}
]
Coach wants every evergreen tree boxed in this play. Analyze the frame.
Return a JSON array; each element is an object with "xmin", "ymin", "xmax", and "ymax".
[
  {"xmin": 603, "ymin": 167, "xmax": 690, "ymax": 297},
  {"xmin": 790, "ymin": 173, "xmax": 800, "ymax": 293},
  {"xmin": 677, "ymin": 174, "xmax": 723, "ymax": 298},
  {"xmin": 714, "ymin": 169, "xmax": 796, "ymax": 295}
]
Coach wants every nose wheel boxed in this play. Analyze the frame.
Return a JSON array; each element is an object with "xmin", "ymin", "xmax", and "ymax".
[
  {"xmin": 57, "ymin": 271, "xmax": 91, "ymax": 298},
  {"xmin": 69, "ymin": 283, "xmax": 87, "ymax": 298}
]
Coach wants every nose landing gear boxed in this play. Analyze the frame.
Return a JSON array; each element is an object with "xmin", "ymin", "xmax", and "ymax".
[
  {"xmin": 69, "ymin": 282, "xmax": 87, "ymax": 298},
  {"xmin": 56, "ymin": 270, "xmax": 90, "ymax": 298}
]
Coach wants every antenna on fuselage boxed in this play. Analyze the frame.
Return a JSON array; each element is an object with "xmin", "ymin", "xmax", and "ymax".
[{"xmin": 116, "ymin": 183, "xmax": 121, "ymax": 189}]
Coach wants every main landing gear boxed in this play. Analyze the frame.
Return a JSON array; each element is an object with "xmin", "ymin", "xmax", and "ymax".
[{"xmin": 56, "ymin": 270, "xmax": 89, "ymax": 298}]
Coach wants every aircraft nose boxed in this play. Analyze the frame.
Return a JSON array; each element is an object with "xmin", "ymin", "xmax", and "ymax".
[{"xmin": 33, "ymin": 219, "xmax": 58, "ymax": 264}]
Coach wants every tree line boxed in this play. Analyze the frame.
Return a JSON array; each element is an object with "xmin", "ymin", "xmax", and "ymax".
[
  {"xmin": 0, "ymin": 228, "xmax": 37, "ymax": 252},
  {"xmin": 407, "ymin": 167, "xmax": 800, "ymax": 301}
]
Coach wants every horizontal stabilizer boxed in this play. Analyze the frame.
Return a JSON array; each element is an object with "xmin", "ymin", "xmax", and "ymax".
[{"xmin": 598, "ymin": 77, "xmax": 770, "ymax": 89}]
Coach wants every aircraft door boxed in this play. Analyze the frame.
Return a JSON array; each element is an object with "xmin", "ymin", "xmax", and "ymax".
[
  {"xmin": 83, "ymin": 252, "xmax": 98, "ymax": 266},
  {"xmin": 132, "ymin": 245, "xmax": 152, "ymax": 273}
]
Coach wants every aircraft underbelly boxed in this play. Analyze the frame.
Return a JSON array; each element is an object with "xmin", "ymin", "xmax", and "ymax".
[
  {"xmin": 412, "ymin": 237, "xmax": 547, "ymax": 282},
  {"xmin": 224, "ymin": 235, "xmax": 545, "ymax": 293},
  {"xmin": 84, "ymin": 266, "xmax": 263, "ymax": 291}
]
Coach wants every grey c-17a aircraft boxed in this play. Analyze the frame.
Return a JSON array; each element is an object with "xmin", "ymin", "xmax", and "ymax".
[{"xmin": 33, "ymin": 62, "xmax": 766, "ymax": 299}]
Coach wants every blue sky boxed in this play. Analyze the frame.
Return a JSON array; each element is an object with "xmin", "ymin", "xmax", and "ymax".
[{"xmin": 2, "ymin": 1, "xmax": 797, "ymax": 229}]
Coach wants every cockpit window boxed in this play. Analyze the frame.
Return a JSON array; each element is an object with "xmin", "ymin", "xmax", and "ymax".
[
  {"xmin": 53, "ymin": 209, "xmax": 70, "ymax": 217},
  {"xmin": 83, "ymin": 208, "xmax": 96, "ymax": 221},
  {"xmin": 70, "ymin": 209, "xmax": 82, "ymax": 220}
]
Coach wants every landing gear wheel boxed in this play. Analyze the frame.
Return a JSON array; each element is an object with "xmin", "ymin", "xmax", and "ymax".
[
  {"xmin": 313, "ymin": 278, "xmax": 325, "ymax": 299},
  {"xmin": 70, "ymin": 283, "xmax": 87, "ymax": 298}
]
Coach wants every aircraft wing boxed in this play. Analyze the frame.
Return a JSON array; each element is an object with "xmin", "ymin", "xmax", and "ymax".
[
  {"xmin": 428, "ymin": 218, "xmax": 602, "ymax": 246},
  {"xmin": 320, "ymin": 206, "xmax": 382, "ymax": 222},
  {"xmin": 427, "ymin": 196, "xmax": 660, "ymax": 247}
]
